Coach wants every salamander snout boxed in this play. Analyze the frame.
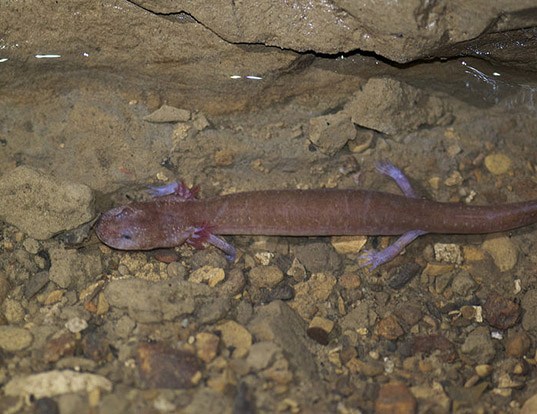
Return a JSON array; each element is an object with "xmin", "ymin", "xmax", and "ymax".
[{"xmin": 95, "ymin": 205, "xmax": 146, "ymax": 250}]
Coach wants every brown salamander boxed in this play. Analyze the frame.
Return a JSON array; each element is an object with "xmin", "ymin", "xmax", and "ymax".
[{"xmin": 95, "ymin": 162, "xmax": 537, "ymax": 268}]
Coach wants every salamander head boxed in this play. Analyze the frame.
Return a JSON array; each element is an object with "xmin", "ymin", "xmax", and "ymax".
[{"xmin": 95, "ymin": 204, "xmax": 156, "ymax": 250}]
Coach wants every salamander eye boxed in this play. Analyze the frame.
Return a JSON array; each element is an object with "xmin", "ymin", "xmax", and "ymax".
[{"xmin": 121, "ymin": 233, "xmax": 132, "ymax": 240}]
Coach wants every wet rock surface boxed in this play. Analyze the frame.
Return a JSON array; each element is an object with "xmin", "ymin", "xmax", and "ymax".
[{"xmin": 1, "ymin": 1, "xmax": 537, "ymax": 413}]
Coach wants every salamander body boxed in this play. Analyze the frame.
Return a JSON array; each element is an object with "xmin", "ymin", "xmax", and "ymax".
[{"xmin": 95, "ymin": 163, "xmax": 537, "ymax": 268}]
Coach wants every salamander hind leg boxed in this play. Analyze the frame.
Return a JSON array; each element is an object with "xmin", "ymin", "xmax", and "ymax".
[
  {"xmin": 375, "ymin": 161, "xmax": 419, "ymax": 199},
  {"xmin": 359, "ymin": 230, "xmax": 427, "ymax": 270},
  {"xmin": 186, "ymin": 226, "xmax": 236, "ymax": 262}
]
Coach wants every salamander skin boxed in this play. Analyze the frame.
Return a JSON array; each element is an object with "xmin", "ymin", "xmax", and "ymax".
[{"xmin": 95, "ymin": 164, "xmax": 537, "ymax": 269}]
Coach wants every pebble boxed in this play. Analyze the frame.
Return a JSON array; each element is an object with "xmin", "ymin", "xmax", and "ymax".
[
  {"xmin": 65, "ymin": 317, "xmax": 88, "ymax": 333},
  {"xmin": 338, "ymin": 272, "xmax": 361, "ymax": 290},
  {"xmin": 286, "ymin": 258, "xmax": 306, "ymax": 281},
  {"xmin": 216, "ymin": 320, "xmax": 252, "ymax": 358},
  {"xmin": 136, "ymin": 342, "xmax": 201, "ymax": 389},
  {"xmin": 249, "ymin": 265, "xmax": 284, "ymax": 288},
  {"xmin": 5, "ymin": 370, "xmax": 112, "ymax": 399},
  {"xmin": 375, "ymin": 382, "xmax": 417, "ymax": 414},
  {"xmin": 23, "ymin": 271, "xmax": 48, "ymax": 299},
  {"xmin": 292, "ymin": 243, "xmax": 341, "ymax": 273},
  {"xmin": 192, "ymin": 113, "xmax": 210, "ymax": 131},
  {"xmin": 484, "ymin": 153, "xmax": 512, "ymax": 175},
  {"xmin": 522, "ymin": 393, "xmax": 537, "ymax": 414},
  {"xmin": 475, "ymin": 364, "xmax": 493, "ymax": 378},
  {"xmin": 43, "ymin": 332, "xmax": 77, "ymax": 363},
  {"xmin": 143, "ymin": 105, "xmax": 191, "ymax": 123},
  {"xmin": 330, "ymin": 235, "xmax": 367, "ymax": 255},
  {"xmin": 483, "ymin": 292, "xmax": 520, "ymax": 330},
  {"xmin": 433, "ymin": 243, "xmax": 463, "ymax": 265},
  {"xmin": 114, "ymin": 315, "xmax": 135, "ymax": 338},
  {"xmin": 195, "ymin": 332, "xmax": 220, "ymax": 363},
  {"xmin": 167, "ymin": 261, "xmax": 187, "ymax": 279},
  {"xmin": 388, "ymin": 263, "xmax": 422, "ymax": 290},
  {"xmin": 345, "ymin": 77, "xmax": 452, "ymax": 135},
  {"xmin": 377, "ymin": 315, "xmax": 404, "ymax": 340},
  {"xmin": 3, "ymin": 298, "xmax": 25, "ymax": 323},
  {"xmin": 22, "ymin": 238, "xmax": 40, "ymax": 254},
  {"xmin": 246, "ymin": 341, "xmax": 280, "ymax": 371},
  {"xmin": 0, "ymin": 326, "xmax": 33, "ymax": 351},
  {"xmin": 306, "ymin": 316, "xmax": 334, "ymax": 345},
  {"xmin": 522, "ymin": 289, "xmax": 537, "ymax": 333},
  {"xmin": 248, "ymin": 301, "xmax": 317, "ymax": 379},
  {"xmin": 308, "ymin": 111, "xmax": 356, "ymax": 155},
  {"xmin": 0, "ymin": 166, "xmax": 94, "ymax": 240},
  {"xmin": 105, "ymin": 278, "xmax": 210, "ymax": 323},
  {"xmin": 188, "ymin": 266, "xmax": 225, "ymax": 287},
  {"xmin": 460, "ymin": 327, "xmax": 496, "ymax": 364},
  {"xmin": 290, "ymin": 272, "xmax": 337, "ymax": 320},
  {"xmin": 450, "ymin": 272, "xmax": 477, "ymax": 297},
  {"xmin": 505, "ymin": 331, "xmax": 531, "ymax": 357},
  {"xmin": 49, "ymin": 247, "xmax": 103, "ymax": 289},
  {"xmin": 481, "ymin": 235, "xmax": 518, "ymax": 272}
]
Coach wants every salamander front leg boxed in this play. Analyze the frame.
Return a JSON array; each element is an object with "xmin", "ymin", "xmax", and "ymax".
[
  {"xmin": 147, "ymin": 181, "xmax": 199, "ymax": 200},
  {"xmin": 187, "ymin": 226, "xmax": 236, "ymax": 262},
  {"xmin": 359, "ymin": 230, "xmax": 427, "ymax": 270},
  {"xmin": 375, "ymin": 161, "xmax": 419, "ymax": 199}
]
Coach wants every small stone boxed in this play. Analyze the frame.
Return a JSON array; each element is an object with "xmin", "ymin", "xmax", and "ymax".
[
  {"xmin": 213, "ymin": 149, "xmax": 235, "ymax": 166},
  {"xmin": 22, "ymin": 238, "xmax": 40, "ymax": 254},
  {"xmin": 192, "ymin": 113, "xmax": 210, "ymax": 131},
  {"xmin": 522, "ymin": 290, "xmax": 537, "ymax": 333},
  {"xmin": 249, "ymin": 265, "xmax": 284, "ymax": 288},
  {"xmin": 23, "ymin": 271, "xmax": 48, "ymax": 299},
  {"xmin": 3, "ymin": 299, "xmax": 25, "ymax": 323},
  {"xmin": 43, "ymin": 331, "xmax": 77, "ymax": 363},
  {"xmin": 0, "ymin": 326, "xmax": 33, "ymax": 351},
  {"xmin": 330, "ymin": 235, "xmax": 367, "ymax": 255},
  {"xmin": 308, "ymin": 111, "xmax": 356, "ymax": 155},
  {"xmin": 483, "ymin": 292, "xmax": 520, "ymax": 330},
  {"xmin": 346, "ymin": 358, "xmax": 384, "ymax": 376},
  {"xmin": 290, "ymin": 272, "xmax": 337, "ymax": 320},
  {"xmin": 188, "ymin": 266, "xmax": 225, "ymax": 287},
  {"xmin": 136, "ymin": 343, "xmax": 201, "ymax": 389},
  {"xmin": 65, "ymin": 317, "xmax": 88, "ymax": 333},
  {"xmin": 4, "ymin": 370, "xmax": 112, "ymax": 399},
  {"xmin": 377, "ymin": 315, "xmax": 404, "ymax": 340},
  {"xmin": 375, "ymin": 382, "xmax": 417, "ymax": 414},
  {"xmin": 49, "ymin": 247, "xmax": 103, "ymax": 289},
  {"xmin": 475, "ymin": 364, "xmax": 493, "ymax": 378},
  {"xmin": 216, "ymin": 320, "xmax": 252, "ymax": 358},
  {"xmin": 246, "ymin": 341, "xmax": 280, "ymax": 371},
  {"xmin": 461, "ymin": 327, "xmax": 496, "ymax": 364},
  {"xmin": 521, "ymin": 393, "xmax": 537, "ymax": 414},
  {"xmin": 41, "ymin": 289, "xmax": 66, "ymax": 305},
  {"xmin": 143, "ymin": 105, "xmax": 191, "ymax": 123},
  {"xmin": 195, "ymin": 332, "xmax": 219, "ymax": 363},
  {"xmin": 484, "ymin": 153, "xmax": 512, "ymax": 175},
  {"xmin": 0, "ymin": 166, "xmax": 94, "ymax": 240},
  {"xmin": 482, "ymin": 236, "xmax": 518, "ymax": 272},
  {"xmin": 451, "ymin": 272, "xmax": 476, "ymax": 297},
  {"xmin": 115, "ymin": 315, "xmax": 135, "ymax": 338},
  {"xmin": 286, "ymin": 258, "xmax": 306, "ymax": 281},
  {"xmin": 444, "ymin": 170, "xmax": 463, "ymax": 187},
  {"xmin": 306, "ymin": 316, "xmax": 335, "ymax": 345},
  {"xmin": 505, "ymin": 331, "xmax": 531, "ymax": 357},
  {"xmin": 433, "ymin": 243, "xmax": 463, "ymax": 265},
  {"xmin": 338, "ymin": 272, "xmax": 361, "ymax": 290},
  {"xmin": 292, "ymin": 243, "xmax": 341, "ymax": 273},
  {"xmin": 167, "ymin": 262, "xmax": 187, "ymax": 279}
]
